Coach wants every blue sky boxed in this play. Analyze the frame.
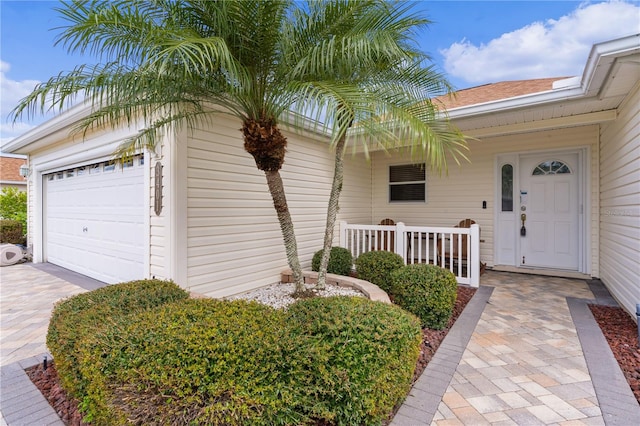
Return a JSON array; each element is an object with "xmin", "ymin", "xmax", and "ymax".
[{"xmin": 1, "ymin": 0, "xmax": 639, "ymax": 144}]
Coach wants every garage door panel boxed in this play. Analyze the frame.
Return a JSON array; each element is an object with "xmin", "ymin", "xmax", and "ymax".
[{"xmin": 45, "ymin": 158, "xmax": 145, "ymax": 284}]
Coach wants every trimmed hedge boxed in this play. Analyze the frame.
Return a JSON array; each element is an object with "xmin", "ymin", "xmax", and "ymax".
[
  {"xmin": 286, "ymin": 297, "xmax": 422, "ymax": 425},
  {"xmin": 46, "ymin": 279, "xmax": 189, "ymax": 403},
  {"xmin": 0, "ymin": 219, "xmax": 23, "ymax": 244},
  {"xmin": 311, "ymin": 246, "xmax": 353, "ymax": 276},
  {"xmin": 60, "ymin": 294, "xmax": 421, "ymax": 425},
  {"xmin": 355, "ymin": 250, "xmax": 404, "ymax": 293},
  {"xmin": 81, "ymin": 299, "xmax": 297, "ymax": 425},
  {"xmin": 390, "ymin": 264, "xmax": 458, "ymax": 329}
]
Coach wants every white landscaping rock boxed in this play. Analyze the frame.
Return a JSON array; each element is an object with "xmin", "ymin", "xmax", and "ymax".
[
  {"xmin": 0, "ymin": 244, "xmax": 25, "ymax": 266},
  {"xmin": 227, "ymin": 282, "xmax": 364, "ymax": 309}
]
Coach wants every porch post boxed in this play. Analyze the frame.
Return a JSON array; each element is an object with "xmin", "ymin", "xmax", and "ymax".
[
  {"xmin": 395, "ymin": 222, "xmax": 407, "ymax": 264},
  {"xmin": 470, "ymin": 224, "xmax": 480, "ymax": 287},
  {"xmin": 339, "ymin": 221, "xmax": 347, "ymax": 249}
]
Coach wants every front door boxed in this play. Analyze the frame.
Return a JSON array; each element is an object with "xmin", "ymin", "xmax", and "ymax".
[{"xmin": 519, "ymin": 153, "xmax": 579, "ymax": 270}]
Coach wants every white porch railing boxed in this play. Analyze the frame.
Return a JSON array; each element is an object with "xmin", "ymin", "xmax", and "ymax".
[{"xmin": 339, "ymin": 221, "xmax": 480, "ymax": 287}]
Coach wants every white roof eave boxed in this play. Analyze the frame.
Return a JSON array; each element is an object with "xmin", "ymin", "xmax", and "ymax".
[
  {"xmin": 442, "ymin": 86, "xmax": 586, "ymax": 120},
  {"xmin": 1, "ymin": 102, "xmax": 93, "ymax": 154},
  {"xmin": 441, "ymin": 33, "xmax": 640, "ymax": 121}
]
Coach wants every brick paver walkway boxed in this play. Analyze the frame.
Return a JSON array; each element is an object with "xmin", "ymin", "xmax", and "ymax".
[
  {"xmin": 2, "ymin": 264, "xmax": 639, "ymax": 425},
  {"xmin": 0, "ymin": 263, "xmax": 103, "ymax": 426},
  {"xmin": 394, "ymin": 272, "xmax": 640, "ymax": 425},
  {"xmin": 435, "ymin": 274, "xmax": 602, "ymax": 425}
]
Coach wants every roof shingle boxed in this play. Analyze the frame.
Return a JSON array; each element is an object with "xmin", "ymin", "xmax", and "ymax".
[{"xmin": 435, "ymin": 77, "xmax": 569, "ymax": 110}]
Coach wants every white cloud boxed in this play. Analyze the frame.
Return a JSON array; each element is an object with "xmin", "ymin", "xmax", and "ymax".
[
  {"xmin": 1, "ymin": 61, "xmax": 40, "ymax": 118},
  {"xmin": 0, "ymin": 60, "xmax": 42, "ymax": 143},
  {"xmin": 441, "ymin": 1, "xmax": 640, "ymax": 86}
]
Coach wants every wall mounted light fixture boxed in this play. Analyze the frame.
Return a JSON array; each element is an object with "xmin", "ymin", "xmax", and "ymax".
[{"xmin": 19, "ymin": 164, "xmax": 30, "ymax": 177}]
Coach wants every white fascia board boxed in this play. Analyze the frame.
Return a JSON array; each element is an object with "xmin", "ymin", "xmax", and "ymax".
[
  {"xmin": 0, "ymin": 152, "xmax": 27, "ymax": 159},
  {"xmin": 443, "ymin": 34, "xmax": 640, "ymax": 120},
  {"xmin": 2, "ymin": 102, "xmax": 93, "ymax": 154},
  {"xmin": 444, "ymin": 85, "xmax": 586, "ymax": 120},
  {"xmin": 581, "ymin": 34, "xmax": 640, "ymax": 97}
]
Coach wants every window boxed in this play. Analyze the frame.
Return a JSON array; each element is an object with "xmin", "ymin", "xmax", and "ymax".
[
  {"xmin": 532, "ymin": 160, "xmax": 571, "ymax": 175},
  {"xmin": 103, "ymin": 162, "xmax": 116, "ymax": 172},
  {"xmin": 501, "ymin": 164, "xmax": 513, "ymax": 212},
  {"xmin": 389, "ymin": 164, "xmax": 425, "ymax": 202}
]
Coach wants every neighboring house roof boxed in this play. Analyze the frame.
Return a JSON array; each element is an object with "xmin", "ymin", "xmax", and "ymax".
[
  {"xmin": 0, "ymin": 156, "xmax": 27, "ymax": 186},
  {"xmin": 435, "ymin": 77, "xmax": 568, "ymax": 110}
]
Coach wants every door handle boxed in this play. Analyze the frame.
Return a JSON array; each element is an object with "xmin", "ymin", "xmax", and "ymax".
[{"xmin": 520, "ymin": 213, "xmax": 526, "ymax": 236}]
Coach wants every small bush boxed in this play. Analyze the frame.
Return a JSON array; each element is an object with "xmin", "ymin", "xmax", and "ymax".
[
  {"xmin": 286, "ymin": 296, "xmax": 422, "ymax": 425},
  {"xmin": 80, "ymin": 299, "xmax": 299, "ymax": 425},
  {"xmin": 70, "ymin": 296, "xmax": 421, "ymax": 425},
  {"xmin": 311, "ymin": 246, "xmax": 353, "ymax": 276},
  {"xmin": 355, "ymin": 250, "xmax": 404, "ymax": 293},
  {"xmin": 0, "ymin": 219, "xmax": 23, "ymax": 244},
  {"xmin": 46, "ymin": 279, "xmax": 189, "ymax": 402},
  {"xmin": 0, "ymin": 187, "xmax": 27, "ymax": 236},
  {"xmin": 390, "ymin": 264, "xmax": 458, "ymax": 329}
]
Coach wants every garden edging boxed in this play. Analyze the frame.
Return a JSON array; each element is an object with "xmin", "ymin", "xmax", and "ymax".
[{"xmin": 280, "ymin": 269, "xmax": 392, "ymax": 303}]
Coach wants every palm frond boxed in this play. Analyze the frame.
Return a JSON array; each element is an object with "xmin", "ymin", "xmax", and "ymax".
[{"xmin": 14, "ymin": 0, "xmax": 467, "ymax": 172}]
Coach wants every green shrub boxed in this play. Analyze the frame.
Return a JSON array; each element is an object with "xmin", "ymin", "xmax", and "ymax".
[
  {"xmin": 286, "ymin": 296, "xmax": 422, "ymax": 425},
  {"xmin": 80, "ymin": 299, "xmax": 300, "ymax": 425},
  {"xmin": 0, "ymin": 219, "xmax": 24, "ymax": 244},
  {"xmin": 390, "ymin": 264, "xmax": 458, "ymax": 329},
  {"xmin": 311, "ymin": 246, "xmax": 353, "ymax": 276},
  {"xmin": 355, "ymin": 250, "xmax": 404, "ymax": 293},
  {"xmin": 47, "ymin": 279, "xmax": 189, "ymax": 403},
  {"xmin": 0, "ymin": 187, "xmax": 27, "ymax": 236},
  {"xmin": 69, "ymin": 296, "xmax": 421, "ymax": 425}
]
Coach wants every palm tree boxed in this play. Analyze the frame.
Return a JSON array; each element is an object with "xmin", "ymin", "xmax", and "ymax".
[
  {"xmin": 283, "ymin": 1, "xmax": 469, "ymax": 287},
  {"xmin": 3, "ymin": 0, "xmax": 328, "ymax": 294},
  {"xmin": 11, "ymin": 0, "xmax": 467, "ymax": 295}
]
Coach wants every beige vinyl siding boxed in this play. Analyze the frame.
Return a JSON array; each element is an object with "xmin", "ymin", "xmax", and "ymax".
[
  {"xmin": 149, "ymin": 153, "xmax": 166, "ymax": 279},
  {"xmin": 149, "ymin": 125, "xmax": 189, "ymax": 285},
  {"xmin": 186, "ymin": 116, "xmax": 371, "ymax": 298},
  {"xmin": 26, "ymin": 168, "xmax": 34, "ymax": 247},
  {"xmin": 599, "ymin": 84, "xmax": 640, "ymax": 317},
  {"xmin": 340, "ymin": 151, "xmax": 373, "ymax": 225},
  {"xmin": 371, "ymin": 125, "xmax": 599, "ymax": 271}
]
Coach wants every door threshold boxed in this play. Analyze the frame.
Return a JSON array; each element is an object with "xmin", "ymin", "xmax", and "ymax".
[{"xmin": 492, "ymin": 265, "xmax": 591, "ymax": 280}]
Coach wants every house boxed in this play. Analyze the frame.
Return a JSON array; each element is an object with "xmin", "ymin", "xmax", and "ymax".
[
  {"xmin": 0, "ymin": 154, "xmax": 27, "ymax": 191},
  {"xmin": 3, "ymin": 35, "xmax": 638, "ymax": 316}
]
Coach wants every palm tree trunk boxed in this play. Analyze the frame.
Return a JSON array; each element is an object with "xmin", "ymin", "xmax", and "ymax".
[
  {"xmin": 243, "ymin": 117, "xmax": 305, "ymax": 294},
  {"xmin": 263, "ymin": 169, "xmax": 305, "ymax": 294},
  {"xmin": 317, "ymin": 133, "xmax": 347, "ymax": 289}
]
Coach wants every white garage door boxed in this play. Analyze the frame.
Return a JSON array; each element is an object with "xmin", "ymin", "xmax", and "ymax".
[{"xmin": 44, "ymin": 156, "xmax": 146, "ymax": 284}]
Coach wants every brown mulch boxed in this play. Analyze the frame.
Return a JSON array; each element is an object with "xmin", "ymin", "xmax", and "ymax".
[
  {"xmin": 26, "ymin": 286, "xmax": 478, "ymax": 425},
  {"xmin": 589, "ymin": 304, "xmax": 640, "ymax": 403},
  {"xmin": 25, "ymin": 361, "xmax": 88, "ymax": 426}
]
